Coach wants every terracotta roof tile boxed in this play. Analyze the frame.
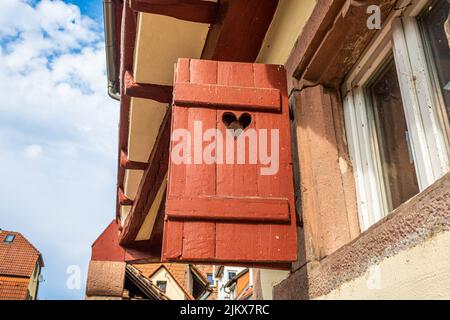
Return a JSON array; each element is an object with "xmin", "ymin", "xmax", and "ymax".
[
  {"xmin": 131, "ymin": 263, "xmax": 160, "ymax": 278},
  {"xmin": 0, "ymin": 276, "xmax": 29, "ymax": 300},
  {"xmin": 0, "ymin": 231, "xmax": 42, "ymax": 278}
]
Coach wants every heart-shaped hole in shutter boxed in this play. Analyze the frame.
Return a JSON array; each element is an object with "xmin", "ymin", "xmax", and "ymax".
[{"xmin": 222, "ymin": 112, "xmax": 252, "ymax": 138}]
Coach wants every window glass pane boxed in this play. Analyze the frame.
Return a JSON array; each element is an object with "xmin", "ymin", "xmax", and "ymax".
[
  {"xmin": 156, "ymin": 280, "xmax": 167, "ymax": 293},
  {"xmin": 207, "ymin": 273, "xmax": 214, "ymax": 285},
  {"xmin": 368, "ymin": 59, "xmax": 420, "ymax": 210},
  {"xmin": 420, "ymin": 0, "xmax": 450, "ymax": 125},
  {"xmin": 4, "ymin": 234, "xmax": 15, "ymax": 243}
]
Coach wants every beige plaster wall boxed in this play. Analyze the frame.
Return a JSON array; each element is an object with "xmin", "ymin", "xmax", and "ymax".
[
  {"xmin": 256, "ymin": 0, "xmax": 316, "ymax": 65},
  {"xmin": 150, "ymin": 267, "xmax": 186, "ymax": 300},
  {"xmin": 259, "ymin": 269, "xmax": 289, "ymax": 300},
  {"xmin": 317, "ymin": 230, "xmax": 450, "ymax": 300},
  {"xmin": 27, "ymin": 262, "xmax": 41, "ymax": 300}
]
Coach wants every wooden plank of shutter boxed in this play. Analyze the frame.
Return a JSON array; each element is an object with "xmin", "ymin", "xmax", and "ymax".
[
  {"xmin": 180, "ymin": 59, "xmax": 217, "ymax": 261},
  {"xmin": 166, "ymin": 196, "xmax": 290, "ymax": 222},
  {"xmin": 163, "ymin": 59, "xmax": 298, "ymax": 265},
  {"xmin": 173, "ymin": 83, "xmax": 281, "ymax": 112}
]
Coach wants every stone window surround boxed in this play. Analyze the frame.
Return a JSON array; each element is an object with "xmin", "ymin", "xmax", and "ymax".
[
  {"xmin": 275, "ymin": 0, "xmax": 450, "ymax": 299},
  {"xmin": 274, "ymin": 172, "xmax": 450, "ymax": 299},
  {"xmin": 342, "ymin": 0, "xmax": 450, "ymax": 232}
]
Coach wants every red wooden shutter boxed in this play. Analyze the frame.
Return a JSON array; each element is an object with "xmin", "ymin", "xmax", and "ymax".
[{"xmin": 162, "ymin": 58, "xmax": 297, "ymax": 267}]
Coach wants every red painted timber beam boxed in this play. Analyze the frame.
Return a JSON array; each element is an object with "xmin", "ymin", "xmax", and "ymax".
[
  {"xmin": 124, "ymin": 70, "xmax": 172, "ymax": 103},
  {"xmin": 166, "ymin": 196, "xmax": 290, "ymax": 222},
  {"xmin": 120, "ymin": 149, "xmax": 148, "ymax": 170},
  {"xmin": 119, "ymin": 110, "xmax": 171, "ymax": 245},
  {"xmin": 115, "ymin": 2, "xmax": 137, "ymax": 220},
  {"xmin": 173, "ymin": 82, "xmax": 281, "ymax": 112},
  {"xmin": 115, "ymin": 2, "xmax": 171, "ymax": 222},
  {"xmin": 129, "ymin": 0, "xmax": 218, "ymax": 24},
  {"xmin": 201, "ymin": 0, "xmax": 279, "ymax": 62},
  {"xmin": 118, "ymin": 187, "xmax": 134, "ymax": 206}
]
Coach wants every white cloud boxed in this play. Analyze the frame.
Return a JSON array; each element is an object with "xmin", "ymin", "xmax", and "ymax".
[
  {"xmin": 0, "ymin": 1, "xmax": 115, "ymax": 156},
  {"xmin": 23, "ymin": 144, "xmax": 43, "ymax": 159},
  {"xmin": 0, "ymin": 0, "xmax": 118, "ymax": 299}
]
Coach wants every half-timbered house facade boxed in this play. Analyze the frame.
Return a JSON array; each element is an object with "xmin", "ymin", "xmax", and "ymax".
[{"xmin": 87, "ymin": 0, "xmax": 450, "ymax": 299}]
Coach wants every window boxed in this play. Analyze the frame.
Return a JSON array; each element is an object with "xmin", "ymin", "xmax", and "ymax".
[
  {"xmin": 227, "ymin": 271, "xmax": 236, "ymax": 281},
  {"xmin": 343, "ymin": 0, "xmax": 450, "ymax": 231},
  {"xmin": 156, "ymin": 280, "xmax": 167, "ymax": 293},
  {"xmin": 4, "ymin": 234, "xmax": 15, "ymax": 243},
  {"xmin": 207, "ymin": 273, "xmax": 214, "ymax": 286},
  {"xmin": 419, "ymin": 0, "xmax": 450, "ymax": 131},
  {"xmin": 368, "ymin": 58, "xmax": 420, "ymax": 211}
]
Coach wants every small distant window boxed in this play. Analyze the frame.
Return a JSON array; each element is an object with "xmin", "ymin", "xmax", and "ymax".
[
  {"xmin": 228, "ymin": 271, "xmax": 236, "ymax": 280},
  {"xmin": 4, "ymin": 234, "xmax": 15, "ymax": 243},
  {"xmin": 156, "ymin": 280, "xmax": 167, "ymax": 293},
  {"xmin": 207, "ymin": 273, "xmax": 214, "ymax": 286}
]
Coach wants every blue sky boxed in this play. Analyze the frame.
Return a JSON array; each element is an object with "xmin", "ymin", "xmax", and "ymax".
[{"xmin": 0, "ymin": 0, "xmax": 118, "ymax": 299}]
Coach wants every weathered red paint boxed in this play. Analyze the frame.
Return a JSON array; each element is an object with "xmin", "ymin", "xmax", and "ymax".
[
  {"xmin": 124, "ymin": 70, "xmax": 173, "ymax": 103},
  {"xmin": 118, "ymin": 187, "xmax": 133, "ymax": 206},
  {"xmin": 92, "ymin": 220, "xmax": 161, "ymax": 262},
  {"xmin": 173, "ymin": 82, "xmax": 281, "ymax": 112},
  {"xmin": 92, "ymin": 221, "xmax": 125, "ymax": 262},
  {"xmin": 162, "ymin": 59, "xmax": 297, "ymax": 266},
  {"xmin": 120, "ymin": 149, "xmax": 148, "ymax": 170},
  {"xmin": 202, "ymin": 0, "xmax": 279, "ymax": 62},
  {"xmin": 166, "ymin": 196, "xmax": 290, "ymax": 222}
]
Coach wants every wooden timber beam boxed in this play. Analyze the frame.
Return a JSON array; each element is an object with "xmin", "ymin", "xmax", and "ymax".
[
  {"xmin": 120, "ymin": 110, "xmax": 171, "ymax": 245},
  {"xmin": 201, "ymin": 0, "xmax": 279, "ymax": 62},
  {"xmin": 116, "ymin": 2, "xmax": 137, "ymax": 220},
  {"xmin": 129, "ymin": 0, "xmax": 218, "ymax": 24},
  {"xmin": 120, "ymin": 149, "xmax": 148, "ymax": 170},
  {"xmin": 284, "ymin": 0, "xmax": 347, "ymax": 82},
  {"xmin": 119, "ymin": 187, "xmax": 134, "ymax": 206},
  {"xmin": 124, "ymin": 70, "xmax": 172, "ymax": 103}
]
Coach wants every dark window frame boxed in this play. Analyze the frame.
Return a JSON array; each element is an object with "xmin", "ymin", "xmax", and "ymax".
[
  {"xmin": 156, "ymin": 280, "xmax": 167, "ymax": 293},
  {"xmin": 4, "ymin": 234, "xmax": 15, "ymax": 243}
]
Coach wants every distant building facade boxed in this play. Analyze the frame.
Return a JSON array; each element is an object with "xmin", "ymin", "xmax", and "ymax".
[
  {"xmin": 0, "ymin": 230, "xmax": 44, "ymax": 300},
  {"xmin": 214, "ymin": 266, "xmax": 253, "ymax": 300},
  {"xmin": 86, "ymin": 261, "xmax": 212, "ymax": 300}
]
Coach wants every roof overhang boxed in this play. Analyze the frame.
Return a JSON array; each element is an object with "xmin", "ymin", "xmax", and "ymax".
[{"xmin": 103, "ymin": 0, "xmax": 280, "ymax": 253}]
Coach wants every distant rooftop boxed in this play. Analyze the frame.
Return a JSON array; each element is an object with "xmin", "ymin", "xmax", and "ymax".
[
  {"xmin": 0, "ymin": 230, "xmax": 44, "ymax": 300},
  {"xmin": 0, "ymin": 230, "xmax": 43, "ymax": 278}
]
